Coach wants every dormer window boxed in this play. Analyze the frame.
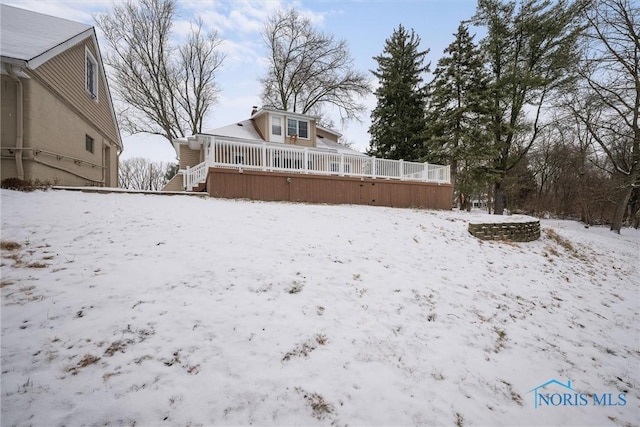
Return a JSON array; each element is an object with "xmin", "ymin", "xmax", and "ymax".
[
  {"xmin": 269, "ymin": 114, "xmax": 284, "ymax": 143},
  {"xmin": 271, "ymin": 116, "xmax": 282, "ymax": 136},
  {"xmin": 287, "ymin": 118, "xmax": 309, "ymax": 139},
  {"xmin": 85, "ymin": 48, "xmax": 98, "ymax": 100}
]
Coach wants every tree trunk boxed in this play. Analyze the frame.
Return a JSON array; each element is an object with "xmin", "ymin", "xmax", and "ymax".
[
  {"xmin": 610, "ymin": 185, "xmax": 633, "ymax": 233},
  {"xmin": 493, "ymin": 179, "xmax": 506, "ymax": 215},
  {"xmin": 487, "ymin": 183, "xmax": 493, "ymax": 214},
  {"xmin": 451, "ymin": 159, "xmax": 458, "ymax": 208}
]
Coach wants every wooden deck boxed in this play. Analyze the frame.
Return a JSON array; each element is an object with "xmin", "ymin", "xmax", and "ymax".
[{"xmin": 206, "ymin": 168, "xmax": 453, "ymax": 210}]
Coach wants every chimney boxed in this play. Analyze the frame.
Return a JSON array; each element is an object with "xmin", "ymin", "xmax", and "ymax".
[{"xmin": 251, "ymin": 106, "xmax": 258, "ymax": 116}]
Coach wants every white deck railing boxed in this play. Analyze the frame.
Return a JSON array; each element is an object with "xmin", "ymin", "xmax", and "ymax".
[
  {"xmin": 184, "ymin": 138, "xmax": 450, "ymax": 190},
  {"xmin": 184, "ymin": 161, "xmax": 208, "ymax": 190}
]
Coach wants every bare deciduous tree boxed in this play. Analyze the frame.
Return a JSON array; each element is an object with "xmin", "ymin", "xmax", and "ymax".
[
  {"xmin": 260, "ymin": 8, "xmax": 371, "ymax": 123},
  {"xmin": 119, "ymin": 158, "xmax": 176, "ymax": 190},
  {"xmin": 569, "ymin": 0, "xmax": 639, "ymax": 233},
  {"xmin": 95, "ymin": 0, "xmax": 225, "ymax": 145}
]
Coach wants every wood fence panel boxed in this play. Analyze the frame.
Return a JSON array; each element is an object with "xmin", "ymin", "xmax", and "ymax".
[{"xmin": 207, "ymin": 168, "xmax": 452, "ymax": 210}]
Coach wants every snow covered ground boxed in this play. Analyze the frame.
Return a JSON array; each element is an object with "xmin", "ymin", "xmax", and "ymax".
[{"xmin": 1, "ymin": 189, "xmax": 638, "ymax": 426}]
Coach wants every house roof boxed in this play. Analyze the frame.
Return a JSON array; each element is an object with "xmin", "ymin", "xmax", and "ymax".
[
  {"xmin": 251, "ymin": 106, "xmax": 315, "ymax": 122},
  {"xmin": 315, "ymin": 136, "xmax": 367, "ymax": 157},
  {"xmin": 175, "ymin": 108, "xmax": 365, "ymax": 158},
  {"xmin": 201, "ymin": 118, "xmax": 365, "ymax": 156},
  {"xmin": 1, "ymin": 5, "xmax": 123, "ymax": 150},
  {"xmin": 0, "ymin": 5, "xmax": 93, "ymax": 68},
  {"xmin": 201, "ymin": 119, "xmax": 264, "ymax": 141},
  {"xmin": 316, "ymin": 125, "xmax": 342, "ymax": 138}
]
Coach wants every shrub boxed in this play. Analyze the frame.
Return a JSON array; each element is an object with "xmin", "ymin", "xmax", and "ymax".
[{"xmin": 1, "ymin": 178, "xmax": 51, "ymax": 192}]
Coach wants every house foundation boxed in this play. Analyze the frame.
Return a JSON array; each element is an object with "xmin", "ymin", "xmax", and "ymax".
[{"xmin": 206, "ymin": 168, "xmax": 453, "ymax": 210}]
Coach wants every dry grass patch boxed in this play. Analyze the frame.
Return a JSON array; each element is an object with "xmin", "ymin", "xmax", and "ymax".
[
  {"xmin": 296, "ymin": 387, "xmax": 334, "ymax": 420},
  {"xmin": 545, "ymin": 229, "xmax": 574, "ymax": 252},
  {"xmin": 0, "ymin": 280, "xmax": 15, "ymax": 288},
  {"xmin": 104, "ymin": 339, "xmax": 133, "ymax": 357},
  {"xmin": 500, "ymin": 380, "xmax": 524, "ymax": 405},
  {"xmin": 287, "ymin": 281, "xmax": 304, "ymax": 294},
  {"xmin": 494, "ymin": 328, "xmax": 507, "ymax": 353},
  {"xmin": 102, "ymin": 371, "xmax": 122, "ymax": 382},
  {"xmin": 1, "ymin": 240, "xmax": 22, "ymax": 251},
  {"xmin": 544, "ymin": 229, "xmax": 593, "ymax": 263},
  {"xmin": 432, "ymin": 370, "xmax": 446, "ymax": 381},
  {"xmin": 25, "ymin": 262, "xmax": 48, "ymax": 269},
  {"xmin": 282, "ymin": 334, "xmax": 328, "ymax": 361},
  {"xmin": 67, "ymin": 354, "xmax": 100, "ymax": 375},
  {"xmin": 455, "ymin": 412, "xmax": 464, "ymax": 427}
]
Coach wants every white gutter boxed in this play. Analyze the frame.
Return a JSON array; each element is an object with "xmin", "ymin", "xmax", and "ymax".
[{"xmin": 6, "ymin": 64, "xmax": 24, "ymax": 180}]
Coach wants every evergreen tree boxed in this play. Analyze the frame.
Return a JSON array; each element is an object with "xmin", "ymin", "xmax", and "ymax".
[
  {"xmin": 473, "ymin": 0, "xmax": 587, "ymax": 214},
  {"xmin": 368, "ymin": 25, "xmax": 429, "ymax": 160},
  {"xmin": 427, "ymin": 24, "xmax": 493, "ymax": 209}
]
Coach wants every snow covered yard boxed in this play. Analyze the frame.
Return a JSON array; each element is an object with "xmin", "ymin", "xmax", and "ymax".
[{"xmin": 1, "ymin": 189, "xmax": 638, "ymax": 426}]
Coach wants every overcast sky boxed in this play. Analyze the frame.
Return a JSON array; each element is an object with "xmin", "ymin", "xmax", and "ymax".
[{"xmin": 5, "ymin": 0, "xmax": 480, "ymax": 163}]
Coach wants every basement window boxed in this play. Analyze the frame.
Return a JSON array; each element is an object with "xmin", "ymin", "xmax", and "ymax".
[
  {"xmin": 85, "ymin": 135, "xmax": 94, "ymax": 153},
  {"xmin": 85, "ymin": 48, "xmax": 98, "ymax": 100}
]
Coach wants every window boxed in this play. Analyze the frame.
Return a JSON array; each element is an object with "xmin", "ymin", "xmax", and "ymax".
[
  {"xmin": 287, "ymin": 119, "xmax": 297, "ymax": 137},
  {"xmin": 286, "ymin": 118, "xmax": 309, "ymax": 139},
  {"xmin": 298, "ymin": 120, "xmax": 308, "ymax": 138},
  {"xmin": 85, "ymin": 48, "xmax": 98, "ymax": 100},
  {"xmin": 85, "ymin": 135, "xmax": 94, "ymax": 153},
  {"xmin": 271, "ymin": 116, "xmax": 282, "ymax": 136}
]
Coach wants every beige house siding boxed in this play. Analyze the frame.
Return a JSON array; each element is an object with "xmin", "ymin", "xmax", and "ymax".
[
  {"xmin": 1, "ymin": 76, "xmax": 118, "ymax": 186},
  {"xmin": 316, "ymin": 128, "xmax": 339, "ymax": 143},
  {"xmin": 1, "ymin": 75, "xmax": 18, "ymax": 147},
  {"xmin": 33, "ymin": 38, "xmax": 120, "ymax": 146},
  {"xmin": 252, "ymin": 111, "xmax": 318, "ymax": 147},
  {"xmin": 252, "ymin": 114, "xmax": 269, "ymax": 141},
  {"xmin": 19, "ymin": 77, "xmax": 117, "ymax": 185},
  {"xmin": 283, "ymin": 113, "xmax": 316, "ymax": 147},
  {"xmin": 1, "ymin": 75, "xmax": 19, "ymax": 178},
  {"xmin": 179, "ymin": 145, "xmax": 202, "ymax": 169}
]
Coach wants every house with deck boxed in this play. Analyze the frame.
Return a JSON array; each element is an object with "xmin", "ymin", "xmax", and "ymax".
[
  {"xmin": 164, "ymin": 106, "xmax": 452, "ymax": 209},
  {"xmin": 1, "ymin": 5, "xmax": 122, "ymax": 187}
]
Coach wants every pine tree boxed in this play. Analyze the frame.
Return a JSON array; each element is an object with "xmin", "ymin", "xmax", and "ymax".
[
  {"xmin": 427, "ymin": 24, "xmax": 493, "ymax": 209},
  {"xmin": 473, "ymin": 0, "xmax": 587, "ymax": 214},
  {"xmin": 368, "ymin": 25, "xmax": 429, "ymax": 161}
]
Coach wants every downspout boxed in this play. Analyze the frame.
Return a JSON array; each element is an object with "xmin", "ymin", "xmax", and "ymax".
[
  {"xmin": 102, "ymin": 140, "xmax": 106, "ymax": 186},
  {"xmin": 6, "ymin": 64, "xmax": 24, "ymax": 180}
]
